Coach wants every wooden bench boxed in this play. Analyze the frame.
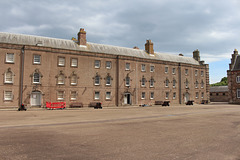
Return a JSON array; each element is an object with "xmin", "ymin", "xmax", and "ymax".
[
  {"xmin": 155, "ymin": 101, "xmax": 163, "ymax": 105},
  {"xmin": 69, "ymin": 102, "xmax": 83, "ymax": 108}
]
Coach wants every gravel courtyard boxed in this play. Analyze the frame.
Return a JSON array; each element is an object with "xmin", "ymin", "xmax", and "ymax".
[{"xmin": 0, "ymin": 103, "xmax": 240, "ymax": 160}]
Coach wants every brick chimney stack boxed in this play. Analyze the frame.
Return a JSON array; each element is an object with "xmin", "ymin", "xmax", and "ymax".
[
  {"xmin": 77, "ymin": 28, "xmax": 86, "ymax": 46},
  {"xmin": 145, "ymin": 40, "xmax": 154, "ymax": 55},
  {"xmin": 229, "ymin": 49, "xmax": 238, "ymax": 70},
  {"xmin": 193, "ymin": 49, "xmax": 200, "ymax": 61}
]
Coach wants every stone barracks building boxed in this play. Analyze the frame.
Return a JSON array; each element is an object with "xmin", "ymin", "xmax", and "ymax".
[
  {"xmin": 0, "ymin": 28, "xmax": 209, "ymax": 108},
  {"xmin": 228, "ymin": 49, "xmax": 240, "ymax": 104}
]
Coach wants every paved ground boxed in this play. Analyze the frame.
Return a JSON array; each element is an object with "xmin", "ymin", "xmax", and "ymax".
[{"xmin": 0, "ymin": 103, "xmax": 240, "ymax": 160}]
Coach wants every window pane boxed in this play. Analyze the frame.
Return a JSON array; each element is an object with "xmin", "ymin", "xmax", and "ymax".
[
  {"xmin": 106, "ymin": 76, "xmax": 111, "ymax": 85},
  {"xmin": 150, "ymin": 79, "xmax": 154, "ymax": 87},
  {"xmin": 34, "ymin": 55, "xmax": 41, "ymax": 64},
  {"xmin": 57, "ymin": 91, "xmax": 64, "ymax": 100},
  {"xmin": 71, "ymin": 91, "xmax": 77, "ymax": 100},
  {"xmin": 125, "ymin": 63, "xmax": 130, "ymax": 70},
  {"xmin": 141, "ymin": 64, "xmax": 146, "ymax": 71},
  {"xmin": 165, "ymin": 67, "xmax": 168, "ymax": 73},
  {"xmin": 150, "ymin": 65, "xmax": 154, "ymax": 72},
  {"xmin": 5, "ymin": 71, "xmax": 13, "ymax": 83},
  {"xmin": 172, "ymin": 68, "xmax": 176, "ymax": 74},
  {"xmin": 4, "ymin": 91, "xmax": 12, "ymax": 100},
  {"xmin": 95, "ymin": 60, "xmax": 100, "ymax": 68},
  {"xmin": 106, "ymin": 92, "xmax": 111, "ymax": 99},
  {"xmin": 71, "ymin": 75, "xmax": 77, "ymax": 85},
  {"xmin": 150, "ymin": 92, "xmax": 154, "ymax": 99},
  {"xmin": 173, "ymin": 92, "xmax": 176, "ymax": 99},
  {"xmin": 141, "ymin": 92, "xmax": 145, "ymax": 99},
  {"xmin": 126, "ymin": 77, "xmax": 130, "ymax": 86},
  {"xmin": 58, "ymin": 75, "xmax": 64, "ymax": 84},
  {"xmin": 71, "ymin": 58, "xmax": 78, "ymax": 67},
  {"xmin": 95, "ymin": 76, "xmax": 100, "ymax": 85},
  {"xmin": 33, "ymin": 73, "xmax": 40, "ymax": 83},
  {"xmin": 6, "ymin": 53, "xmax": 14, "ymax": 63},
  {"xmin": 58, "ymin": 57, "xmax": 65, "ymax": 66},
  {"xmin": 106, "ymin": 61, "xmax": 111, "ymax": 69},
  {"xmin": 141, "ymin": 78, "xmax": 145, "ymax": 86},
  {"xmin": 166, "ymin": 92, "xmax": 169, "ymax": 99},
  {"xmin": 95, "ymin": 91, "xmax": 100, "ymax": 99}
]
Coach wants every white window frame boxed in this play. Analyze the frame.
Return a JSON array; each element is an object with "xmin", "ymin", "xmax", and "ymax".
[
  {"xmin": 150, "ymin": 92, "xmax": 154, "ymax": 99},
  {"xmin": 95, "ymin": 76, "xmax": 100, "ymax": 85},
  {"xmin": 173, "ymin": 92, "xmax": 176, "ymax": 99},
  {"xmin": 236, "ymin": 76, "xmax": 240, "ymax": 83},
  {"xmin": 6, "ymin": 53, "xmax": 14, "ymax": 63},
  {"xmin": 195, "ymin": 70, "xmax": 198, "ymax": 76},
  {"xmin": 4, "ymin": 71, "xmax": 13, "ymax": 84},
  {"xmin": 33, "ymin": 55, "xmax": 41, "ymax": 64},
  {"xmin": 106, "ymin": 92, "xmax": 111, "ymax": 100},
  {"xmin": 106, "ymin": 61, "xmax": 111, "ymax": 69},
  {"xmin": 125, "ymin": 77, "xmax": 130, "ymax": 86},
  {"xmin": 4, "ymin": 91, "xmax": 13, "ymax": 101},
  {"xmin": 173, "ymin": 80, "xmax": 176, "ymax": 88},
  {"xmin": 95, "ymin": 91, "xmax": 100, "ymax": 100},
  {"xmin": 165, "ymin": 79, "xmax": 169, "ymax": 87},
  {"xmin": 71, "ymin": 75, "xmax": 77, "ymax": 85},
  {"xmin": 165, "ymin": 92, "xmax": 169, "ymax": 99},
  {"xmin": 195, "ymin": 81, "xmax": 198, "ymax": 88},
  {"xmin": 201, "ymin": 80, "xmax": 204, "ymax": 88},
  {"xmin": 141, "ymin": 64, "xmax": 146, "ymax": 72},
  {"xmin": 196, "ymin": 92, "xmax": 199, "ymax": 99},
  {"xmin": 150, "ymin": 65, "xmax": 155, "ymax": 72},
  {"xmin": 185, "ymin": 69, "xmax": 188, "ymax": 75},
  {"xmin": 33, "ymin": 72, "xmax": 40, "ymax": 84},
  {"xmin": 70, "ymin": 91, "xmax": 77, "ymax": 100},
  {"xmin": 95, "ymin": 60, "xmax": 100, "ymax": 68},
  {"xmin": 58, "ymin": 75, "xmax": 65, "ymax": 85},
  {"xmin": 58, "ymin": 57, "xmax": 65, "ymax": 66},
  {"xmin": 141, "ymin": 92, "xmax": 146, "ymax": 99},
  {"xmin": 71, "ymin": 58, "xmax": 78, "ymax": 67},
  {"xmin": 201, "ymin": 92, "xmax": 204, "ymax": 99},
  {"xmin": 141, "ymin": 77, "xmax": 146, "ymax": 87},
  {"xmin": 125, "ymin": 63, "xmax": 130, "ymax": 71},
  {"xmin": 150, "ymin": 78, "xmax": 154, "ymax": 87},
  {"xmin": 237, "ymin": 89, "xmax": 240, "ymax": 98},
  {"xmin": 165, "ymin": 67, "xmax": 168, "ymax": 73},
  {"xmin": 172, "ymin": 68, "xmax": 176, "ymax": 74},
  {"xmin": 57, "ymin": 91, "xmax": 64, "ymax": 100},
  {"xmin": 201, "ymin": 71, "xmax": 204, "ymax": 77},
  {"xmin": 106, "ymin": 76, "xmax": 111, "ymax": 86}
]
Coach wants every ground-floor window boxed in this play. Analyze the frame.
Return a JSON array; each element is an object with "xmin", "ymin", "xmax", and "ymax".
[
  {"xmin": 165, "ymin": 92, "xmax": 169, "ymax": 99},
  {"xmin": 57, "ymin": 91, "xmax": 64, "ymax": 100},
  {"xmin": 106, "ymin": 92, "xmax": 111, "ymax": 100},
  {"xmin": 196, "ymin": 92, "xmax": 199, "ymax": 99},
  {"xmin": 237, "ymin": 89, "xmax": 240, "ymax": 98},
  {"xmin": 173, "ymin": 92, "xmax": 176, "ymax": 99},
  {"xmin": 141, "ymin": 92, "xmax": 146, "ymax": 99},
  {"xmin": 4, "ymin": 91, "xmax": 13, "ymax": 101},
  {"xmin": 95, "ymin": 91, "xmax": 100, "ymax": 100},
  {"xmin": 70, "ymin": 91, "xmax": 77, "ymax": 100},
  {"xmin": 150, "ymin": 92, "xmax": 154, "ymax": 99}
]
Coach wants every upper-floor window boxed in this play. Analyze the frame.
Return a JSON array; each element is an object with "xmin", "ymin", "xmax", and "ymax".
[
  {"xmin": 196, "ymin": 92, "xmax": 199, "ymax": 98},
  {"xmin": 4, "ymin": 69, "xmax": 13, "ymax": 84},
  {"xmin": 165, "ymin": 67, "xmax": 168, "ymax": 73},
  {"xmin": 6, "ymin": 53, "xmax": 14, "ymax": 63},
  {"xmin": 95, "ymin": 75, "xmax": 100, "ymax": 85},
  {"xmin": 173, "ymin": 92, "xmax": 176, "ymax": 99},
  {"xmin": 106, "ymin": 61, "xmax": 111, "ymax": 69},
  {"xmin": 4, "ymin": 91, "xmax": 13, "ymax": 101},
  {"xmin": 165, "ymin": 92, "xmax": 169, "ymax": 99},
  {"xmin": 150, "ymin": 65, "xmax": 155, "ymax": 72},
  {"xmin": 106, "ymin": 76, "xmax": 111, "ymax": 86},
  {"xmin": 201, "ymin": 92, "xmax": 204, "ymax": 99},
  {"xmin": 125, "ymin": 63, "xmax": 130, "ymax": 70},
  {"xmin": 141, "ymin": 64, "xmax": 146, "ymax": 72},
  {"xmin": 173, "ymin": 79, "xmax": 176, "ymax": 88},
  {"xmin": 185, "ymin": 79, "xmax": 189, "ymax": 88},
  {"xmin": 33, "ymin": 55, "xmax": 41, "ymax": 64},
  {"xmin": 236, "ymin": 76, "xmax": 240, "ymax": 83},
  {"xmin": 125, "ymin": 76, "xmax": 130, "ymax": 86},
  {"xmin": 185, "ymin": 69, "xmax": 189, "ymax": 75},
  {"xmin": 71, "ymin": 58, "xmax": 78, "ymax": 67},
  {"xmin": 71, "ymin": 75, "xmax": 77, "ymax": 85},
  {"xmin": 165, "ymin": 79, "xmax": 169, "ymax": 87},
  {"xmin": 141, "ymin": 77, "xmax": 146, "ymax": 87},
  {"xmin": 195, "ymin": 70, "xmax": 198, "ymax": 76},
  {"xmin": 33, "ymin": 73, "xmax": 40, "ymax": 84},
  {"xmin": 201, "ymin": 80, "xmax": 204, "ymax": 88},
  {"xmin": 195, "ymin": 80, "xmax": 199, "ymax": 88},
  {"xmin": 172, "ymin": 68, "xmax": 176, "ymax": 74},
  {"xmin": 150, "ymin": 78, "xmax": 154, "ymax": 87},
  {"xmin": 58, "ymin": 57, "xmax": 65, "ymax": 66},
  {"xmin": 95, "ymin": 60, "xmax": 100, "ymax": 68},
  {"xmin": 201, "ymin": 71, "xmax": 204, "ymax": 77}
]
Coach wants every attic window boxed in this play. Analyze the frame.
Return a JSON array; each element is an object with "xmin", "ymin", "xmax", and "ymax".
[{"xmin": 36, "ymin": 41, "xmax": 43, "ymax": 46}]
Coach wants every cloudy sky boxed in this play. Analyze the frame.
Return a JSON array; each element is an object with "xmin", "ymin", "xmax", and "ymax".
[{"xmin": 1, "ymin": 0, "xmax": 240, "ymax": 83}]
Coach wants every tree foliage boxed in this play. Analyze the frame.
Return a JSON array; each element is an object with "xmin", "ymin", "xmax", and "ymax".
[{"xmin": 210, "ymin": 77, "xmax": 228, "ymax": 86}]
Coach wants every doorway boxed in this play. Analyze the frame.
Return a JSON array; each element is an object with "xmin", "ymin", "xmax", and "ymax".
[
  {"xmin": 30, "ymin": 91, "xmax": 42, "ymax": 107},
  {"xmin": 124, "ymin": 93, "xmax": 131, "ymax": 105},
  {"xmin": 184, "ymin": 92, "xmax": 190, "ymax": 103}
]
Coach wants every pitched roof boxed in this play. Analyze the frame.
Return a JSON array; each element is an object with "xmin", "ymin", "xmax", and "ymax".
[
  {"xmin": 0, "ymin": 32, "xmax": 200, "ymax": 65},
  {"xmin": 232, "ymin": 55, "xmax": 240, "ymax": 71},
  {"xmin": 210, "ymin": 86, "xmax": 228, "ymax": 92}
]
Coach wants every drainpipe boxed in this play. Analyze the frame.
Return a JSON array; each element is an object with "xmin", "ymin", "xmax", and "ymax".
[
  {"xmin": 116, "ymin": 55, "xmax": 119, "ymax": 106},
  {"xmin": 178, "ymin": 63, "xmax": 182, "ymax": 104},
  {"xmin": 19, "ymin": 45, "xmax": 25, "ymax": 108}
]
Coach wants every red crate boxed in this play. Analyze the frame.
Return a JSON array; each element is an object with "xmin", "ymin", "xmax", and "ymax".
[{"xmin": 46, "ymin": 102, "xmax": 66, "ymax": 109}]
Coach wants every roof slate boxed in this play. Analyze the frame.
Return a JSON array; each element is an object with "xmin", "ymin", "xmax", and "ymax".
[
  {"xmin": 210, "ymin": 86, "xmax": 228, "ymax": 92},
  {"xmin": 0, "ymin": 32, "xmax": 200, "ymax": 65}
]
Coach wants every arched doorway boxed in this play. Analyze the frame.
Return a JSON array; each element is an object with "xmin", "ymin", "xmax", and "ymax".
[
  {"xmin": 30, "ymin": 91, "xmax": 42, "ymax": 107},
  {"xmin": 184, "ymin": 92, "xmax": 190, "ymax": 103}
]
